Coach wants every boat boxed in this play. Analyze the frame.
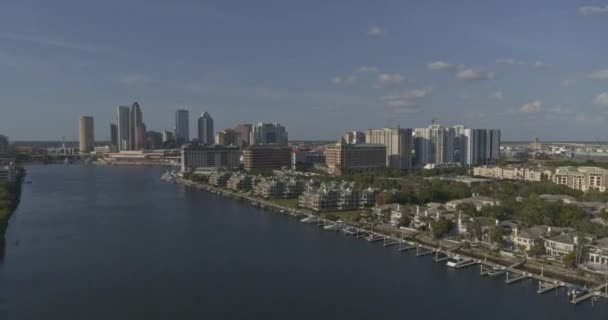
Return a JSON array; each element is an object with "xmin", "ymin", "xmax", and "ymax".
[
  {"xmin": 300, "ymin": 216, "xmax": 319, "ymax": 223},
  {"xmin": 366, "ymin": 233, "xmax": 383, "ymax": 242},
  {"xmin": 342, "ymin": 226, "xmax": 358, "ymax": 236},
  {"xmin": 487, "ymin": 265, "xmax": 506, "ymax": 276},
  {"xmin": 323, "ymin": 220, "xmax": 344, "ymax": 231},
  {"xmin": 446, "ymin": 255, "xmax": 475, "ymax": 268},
  {"xmin": 567, "ymin": 285, "xmax": 588, "ymax": 298}
]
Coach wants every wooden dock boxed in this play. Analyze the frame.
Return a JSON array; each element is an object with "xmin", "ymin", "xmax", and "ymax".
[
  {"xmin": 537, "ymin": 281, "xmax": 562, "ymax": 294},
  {"xmin": 505, "ymin": 271, "xmax": 529, "ymax": 284},
  {"xmin": 383, "ymin": 237, "xmax": 400, "ymax": 247},
  {"xmin": 416, "ymin": 246, "xmax": 436, "ymax": 257}
]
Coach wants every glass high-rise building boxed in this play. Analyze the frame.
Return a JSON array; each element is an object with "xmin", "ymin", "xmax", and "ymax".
[
  {"xmin": 130, "ymin": 102, "xmax": 145, "ymax": 150},
  {"xmin": 175, "ymin": 109, "xmax": 190, "ymax": 144},
  {"xmin": 117, "ymin": 106, "xmax": 130, "ymax": 151},
  {"xmin": 197, "ymin": 112, "xmax": 214, "ymax": 144}
]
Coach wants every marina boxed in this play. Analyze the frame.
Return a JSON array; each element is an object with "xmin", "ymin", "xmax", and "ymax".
[{"xmin": 163, "ymin": 171, "xmax": 608, "ymax": 308}]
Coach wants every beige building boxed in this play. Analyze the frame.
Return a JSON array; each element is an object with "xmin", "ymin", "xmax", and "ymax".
[
  {"xmin": 553, "ymin": 166, "xmax": 608, "ymax": 192},
  {"xmin": 473, "ymin": 165, "xmax": 552, "ymax": 182},
  {"xmin": 365, "ymin": 128, "xmax": 413, "ymax": 170},
  {"xmin": 324, "ymin": 138, "xmax": 386, "ymax": 175},
  {"xmin": 79, "ymin": 116, "xmax": 95, "ymax": 153}
]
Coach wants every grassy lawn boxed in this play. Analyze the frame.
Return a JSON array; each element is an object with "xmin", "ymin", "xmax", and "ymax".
[
  {"xmin": 268, "ymin": 198, "xmax": 300, "ymax": 208},
  {"xmin": 322, "ymin": 209, "xmax": 362, "ymax": 223}
]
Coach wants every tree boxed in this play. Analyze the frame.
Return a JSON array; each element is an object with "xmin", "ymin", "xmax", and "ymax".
[
  {"xmin": 375, "ymin": 191, "xmax": 393, "ymax": 206},
  {"xmin": 431, "ymin": 218, "xmax": 453, "ymax": 239},
  {"xmin": 472, "ymin": 221, "xmax": 483, "ymax": 241},
  {"xmin": 399, "ymin": 215, "xmax": 411, "ymax": 228},
  {"xmin": 600, "ymin": 209, "xmax": 608, "ymax": 225},
  {"xmin": 529, "ymin": 242, "xmax": 545, "ymax": 257},
  {"xmin": 489, "ymin": 226, "xmax": 504, "ymax": 248},
  {"xmin": 562, "ymin": 251, "xmax": 577, "ymax": 267}
]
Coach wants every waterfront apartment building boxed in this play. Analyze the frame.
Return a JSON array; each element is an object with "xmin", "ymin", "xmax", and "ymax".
[
  {"xmin": 197, "ymin": 112, "xmax": 214, "ymax": 144},
  {"xmin": 175, "ymin": 109, "xmax": 190, "ymax": 144},
  {"xmin": 180, "ymin": 144, "xmax": 241, "ymax": 172},
  {"xmin": 117, "ymin": 106, "xmax": 130, "ymax": 151},
  {"xmin": 250, "ymin": 122, "xmax": 288, "ymax": 145},
  {"xmin": 552, "ymin": 166, "xmax": 608, "ymax": 192},
  {"xmin": 243, "ymin": 145, "xmax": 292, "ymax": 171},
  {"xmin": 0, "ymin": 135, "xmax": 8, "ymax": 155},
  {"xmin": 324, "ymin": 138, "xmax": 386, "ymax": 175},
  {"xmin": 227, "ymin": 173, "xmax": 253, "ymax": 191},
  {"xmin": 234, "ymin": 123, "xmax": 253, "ymax": 147},
  {"xmin": 209, "ymin": 171, "xmax": 232, "ymax": 187},
  {"xmin": 365, "ymin": 127, "xmax": 413, "ymax": 170},
  {"xmin": 78, "ymin": 116, "xmax": 95, "ymax": 153}
]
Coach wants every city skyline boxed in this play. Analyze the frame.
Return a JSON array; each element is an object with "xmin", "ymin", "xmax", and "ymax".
[{"xmin": 2, "ymin": 1, "xmax": 608, "ymax": 141}]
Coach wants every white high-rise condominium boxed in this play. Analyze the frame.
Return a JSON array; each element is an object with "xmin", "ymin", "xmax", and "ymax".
[
  {"xmin": 365, "ymin": 127, "xmax": 413, "ymax": 169},
  {"xmin": 459, "ymin": 128, "xmax": 501, "ymax": 166},
  {"xmin": 175, "ymin": 109, "xmax": 190, "ymax": 144},
  {"xmin": 197, "ymin": 112, "xmax": 214, "ymax": 144},
  {"xmin": 250, "ymin": 123, "xmax": 288, "ymax": 145},
  {"xmin": 413, "ymin": 124, "xmax": 454, "ymax": 166},
  {"xmin": 117, "ymin": 106, "xmax": 130, "ymax": 151}
]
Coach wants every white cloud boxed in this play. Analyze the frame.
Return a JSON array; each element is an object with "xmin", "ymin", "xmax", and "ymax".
[
  {"xmin": 519, "ymin": 100, "xmax": 542, "ymax": 113},
  {"xmin": 374, "ymin": 73, "xmax": 406, "ymax": 88},
  {"xmin": 589, "ymin": 69, "xmax": 608, "ymax": 80},
  {"xmin": 595, "ymin": 92, "xmax": 608, "ymax": 106},
  {"xmin": 456, "ymin": 68, "xmax": 495, "ymax": 81},
  {"xmin": 533, "ymin": 61, "xmax": 549, "ymax": 69},
  {"xmin": 356, "ymin": 66, "xmax": 379, "ymax": 73},
  {"xmin": 332, "ymin": 75, "xmax": 357, "ymax": 86},
  {"xmin": 367, "ymin": 26, "xmax": 386, "ymax": 37},
  {"xmin": 580, "ymin": 5, "xmax": 608, "ymax": 15},
  {"xmin": 382, "ymin": 87, "xmax": 432, "ymax": 114},
  {"xmin": 428, "ymin": 61, "xmax": 464, "ymax": 72},
  {"xmin": 561, "ymin": 79, "xmax": 576, "ymax": 87},
  {"xmin": 492, "ymin": 91, "xmax": 504, "ymax": 101}
]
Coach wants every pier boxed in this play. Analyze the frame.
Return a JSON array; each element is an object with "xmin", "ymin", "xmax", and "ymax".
[
  {"xmin": 537, "ymin": 281, "xmax": 562, "ymax": 294},
  {"xmin": 383, "ymin": 237, "xmax": 400, "ymax": 247},
  {"xmin": 505, "ymin": 271, "xmax": 529, "ymax": 284},
  {"xmin": 415, "ymin": 245, "xmax": 436, "ymax": 257}
]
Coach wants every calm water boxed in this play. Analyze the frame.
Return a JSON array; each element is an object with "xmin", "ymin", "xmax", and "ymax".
[{"xmin": 0, "ymin": 165, "xmax": 607, "ymax": 319}]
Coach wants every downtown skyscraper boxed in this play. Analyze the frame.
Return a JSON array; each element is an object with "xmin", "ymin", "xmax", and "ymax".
[
  {"xmin": 117, "ymin": 106, "xmax": 130, "ymax": 151},
  {"xmin": 175, "ymin": 109, "xmax": 190, "ymax": 144},
  {"xmin": 78, "ymin": 116, "xmax": 95, "ymax": 153},
  {"xmin": 197, "ymin": 111, "xmax": 214, "ymax": 144},
  {"xmin": 130, "ymin": 102, "xmax": 145, "ymax": 150}
]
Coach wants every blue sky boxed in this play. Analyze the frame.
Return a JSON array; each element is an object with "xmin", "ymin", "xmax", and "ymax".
[{"xmin": 1, "ymin": 0, "xmax": 608, "ymax": 141}]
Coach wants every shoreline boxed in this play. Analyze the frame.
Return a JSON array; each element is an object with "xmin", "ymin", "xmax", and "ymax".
[{"xmin": 166, "ymin": 173, "xmax": 608, "ymax": 304}]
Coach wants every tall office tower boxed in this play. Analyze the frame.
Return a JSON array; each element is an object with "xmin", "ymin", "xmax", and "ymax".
[
  {"xmin": 129, "ymin": 102, "xmax": 145, "ymax": 150},
  {"xmin": 110, "ymin": 123, "xmax": 118, "ymax": 147},
  {"xmin": 0, "ymin": 135, "xmax": 9, "ymax": 154},
  {"xmin": 250, "ymin": 122, "xmax": 288, "ymax": 145},
  {"xmin": 413, "ymin": 124, "xmax": 454, "ymax": 166},
  {"xmin": 234, "ymin": 123, "xmax": 253, "ymax": 147},
  {"xmin": 343, "ymin": 131, "xmax": 366, "ymax": 144},
  {"xmin": 364, "ymin": 127, "xmax": 413, "ymax": 169},
  {"xmin": 197, "ymin": 112, "xmax": 214, "ymax": 144},
  {"xmin": 486, "ymin": 129, "xmax": 501, "ymax": 164},
  {"xmin": 175, "ymin": 109, "xmax": 190, "ymax": 144},
  {"xmin": 117, "ymin": 106, "xmax": 131, "ymax": 151},
  {"xmin": 78, "ymin": 116, "xmax": 95, "ymax": 153}
]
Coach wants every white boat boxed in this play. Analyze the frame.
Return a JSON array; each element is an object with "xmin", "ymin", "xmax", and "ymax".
[
  {"xmin": 487, "ymin": 265, "xmax": 506, "ymax": 276},
  {"xmin": 342, "ymin": 226, "xmax": 358, "ymax": 235},
  {"xmin": 300, "ymin": 216, "xmax": 319, "ymax": 223},
  {"xmin": 446, "ymin": 255, "xmax": 475, "ymax": 268},
  {"xmin": 323, "ymin": 220, "xmax": 344, "ymax": 231}
]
